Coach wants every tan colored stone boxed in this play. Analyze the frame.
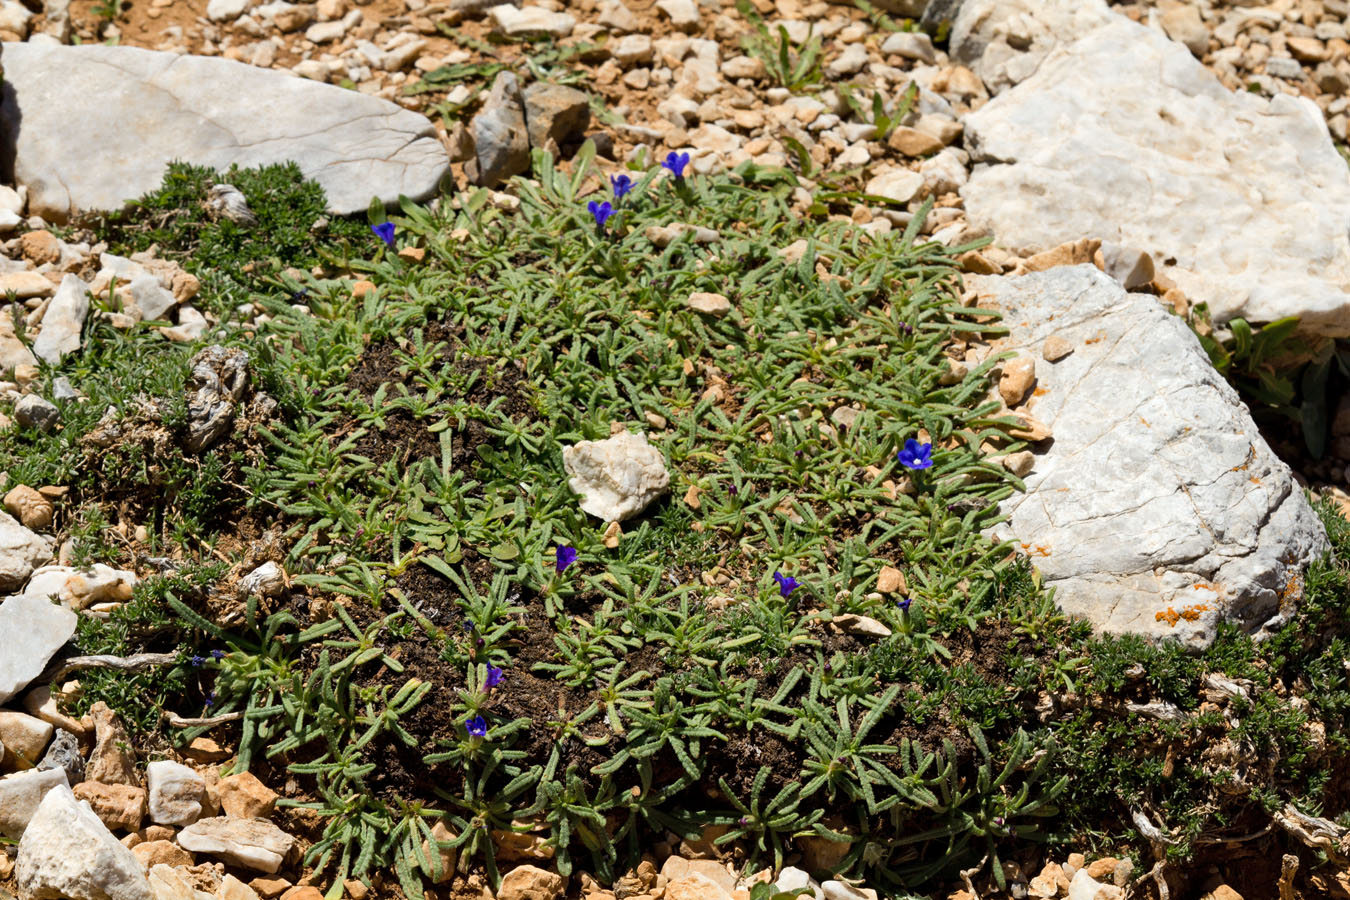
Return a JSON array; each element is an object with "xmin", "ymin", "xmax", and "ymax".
[
  {"xmin": 660, "ymin": 858, "xmax": 735, "ymax": 894},
  {"xmin": 281, "ymin": 888, "xmax": 324, "ymax": 900},
  {"xmin": 796, "ymin": 833, "xmax": 851, "ymax": 874},
  {"xmin": 217, "ymin": 771, "xmax": 278, "ymax": 819},
  {"xmin": 19, "ymin": 231, "xmax": 61, "ymax": 266},
  {"xmin": 1001, "ymin": 450, "xmax": 1035, "ymax": 478},
  {"xmin": 1007, "ymin": 411, "xmax": 1052, "ymax": 442},
  {"xmin": 1288, "ymin": 36, "xmax": 1328, "ymax": 62},
  {"xmin": 250, "ymin": 876, "xmax": 293, "ymax": 899},
  {"xmin": 222, "ymin": 875, "xmax": 263, "ymax": 900},
  {"xmin": 998, "ymin": 356, "xmax": 1036, "ymax": 407},
  {"xmin": 142, "ymin": 824, "xmax": 175, "ymax": 842},
  {"xmin": 183, "ymin": 737, "xmax": 230, "ymax": 762},
  {"xmin": 887, "ymin": 126, "xmax": 945, "ymax": 157},
  {"xmin": 677, "ymin": 824, "xmax": 729, "ymax": 859},
  {"xmin": 1084, "ymin": 858, "xmax": 1119, "ymax": 880},
  {"xmin": 351, "ymin": 280, "xmax": 376, "ymax": 298},
  {"xmin": 0, "ymin": 271, "xmax": 56, "ymax": 298},
  {"xmin": 73, "ymin": 780, "xmax": 147, "ymax": 832},
  {"xmin": 1201, "ymin": 887, "xmax": 1244, "ymax": 900},
  {"xmin": 0, "ymin": 709, "xmax": 53, "ymax": 766},
  {"xmin": 1042, "ymin": 335, "xmax": 1074, "ymax": 362},
  {"xmin": 957, "ymin": 250, "xmax": 1001, "ymax": 274},
  {"xmin": 87, "ymin": 701, "xmax": 140, "ymax": 786},
  {"xmin": 21, "ymin": 683, "xmax": 89, "ymax": 737},
  {"xmin": 665, "ymin": 874, "xmax": 732, "ymax": 900},
  {"xmin": 686, "ymin": 292, "xmax": 732, "ymax": 317},
  {"xmin": 876, "ymin": 565, "xmax": 906, "ymax": 594},
  {"xmin": 4, "ymin": 483, "xmax": 53, "ymax": 531},
  {"xmin": 602, "ymin": 520, "xmax": 622, "ymax": 549},
  {"xmin": 131, "ymin": 839, "xmax": 194, "ymax": 869},
  {"xmin": 1023, "ymin": 238, "xmax": 1101, "ymax": 273},
  {"xmin": 342, "ymin": 880, "xmax": 368, "ymax": 900},
  {"xmin": 421, "ymin": 819, "xmax": 459, "ymax": 883},
  {"xmin": 497, "ymin": 865, "xmax": 565, "ymax": 900},
  {"xmin": 397, "ymin": 247, "xmax": 426, "ymax": 264}
]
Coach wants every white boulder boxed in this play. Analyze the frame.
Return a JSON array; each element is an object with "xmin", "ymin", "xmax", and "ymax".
[
  {"xmin": 16, "ymin": 784, "xmax": 153, "ymax": 900},
  {"xmin": 562, "ymin": 431, "xmax": 670, "ymax": 523}
]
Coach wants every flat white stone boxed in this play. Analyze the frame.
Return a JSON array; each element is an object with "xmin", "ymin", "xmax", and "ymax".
[
  {"xmin": 977, "ymin": 266, "xmax": 1327, "ymax": 647},
  {"xmin": 0, "ymin": 512, "xmax": 55, "ymax": 592},
  {"xmin": 0, "ymin": 43, "xmax": 448, "ymax": 221},
  {"xmin": 0, "ymin": 767, "xmax": 68, "ymax": 840},
  {"xmin": 961, "ymin": 13, "xmax": 1350, "ymax": 335},
  {"xmin": 31, "ymin": 274, "xmax": 89, "ymax": 365},
  {"xmin": 16, "ymin": 784, "xmax": 153, "ymax": 900},
  {"xmin": 175, "ymin": 816, "xmax": 295, "ymax": 873},
  {"xmin": 0, "ymin": 592, "xmax": 74, "ymax": 705}
]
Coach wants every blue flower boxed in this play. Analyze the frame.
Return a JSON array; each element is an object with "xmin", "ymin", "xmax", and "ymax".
[
  {"xmin": 897, "ymin": 438, "xmax": 933, "ymax": 470},
  {"xmin": 465, "ymin": 715, "xmax": 488, "ymax": 738},
  {"xmin": 588, "ymin": 200, "xmax": 614, "ymax": 228},
  {"xmin": 485, "ymin": 666, "xmax": 504, "ymax": 690},
  {"xmin": 371, "ymin": 222, "xmax": 396, "ymax": 250},
  {"xmin": 662, "ymin": 151, "xmax": 691, "ymax": 180},
  {"xmin": 773, "ymin": 571, "xmax": 799, "ymax": 598},
  {"xmin": 204, "ymin": 691, "xmax": 215, "ymax": 708},
  {"xmin": 897, "ymin": 597, "xmax": 913, "ymax": 612},
  {"xmin": 190, "ymin": 655, "xmax": 205, "ymax": 668},
  {"xmin": 611, "ymin": 174, "xmax": 634, "ymax": 199},
  {"xmin": 556, "ymin": 544, "xmax": 578, "ymax": 574},
  {"xmin": 210, "ymin": 649, "xmax": 225, "ymax": 661}
]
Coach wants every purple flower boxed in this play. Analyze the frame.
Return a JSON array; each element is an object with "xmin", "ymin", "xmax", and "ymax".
[
  {"xmin": 190, "ymin": 655, "xmax": 205, "ymax": 668},
  {"xmin": 611, "ymin": 174, "xmax": 634, "ymax": 199},
  {"xmin": 897, "ymin": 439, "xmax": 933, "ymax": 470},
  {"xmin": 485, "ymin": 666, "xmax": 504, "ymax": 690},
  {"xmin": 204, "ymin": 692, "xmax": 215, "ymax": 708},
  {"xmin": 371, "ymin": 222, "xmax": 396, "ymax": 250},
  {"xmin": 466, "ymin": 715, "xmax": 488, "ymax": 738},
  {"xmin": 555, "ymin": 544, "xmax": 578, "ymax": 574},
  {"xmin": 662, "ymin": 151, "xmax": 691, "ymax": 180},
  {"xmin": 897, "ymin": 597, "xmax": 913, "ymax": 612},
  {"xmin": 588, "ymin": 200, "xmax": 614, "ymax": 228},
  {"xmin": 773, "ymin": 571, "xmax": 799, "ymax": 598},
  {"xmin": 210, "ymin": 649, "xmax": 225, "ymax": 660}
]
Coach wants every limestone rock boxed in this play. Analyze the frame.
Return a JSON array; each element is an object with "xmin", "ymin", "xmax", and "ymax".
[
  {"xmin": 72, "ymin": 781, "xmax": 147, "ymax": 833},
  {"xmin": 488, "ymin": 5, "xmax": 575, "ymax": 38},
  {"xmin": 0, "ymin": 515, "xmax": 55, "ymax": 591},
  {"xmin": 523, "ymin": 83, "xmax": 590, "ymax": 150},
  {"xmin": 420, "ymin": 819, "xmax": 458, "ymax": 883},
  {"xmin": 656, "ymin": 0, "xmax": 699, "ymax": 31},
  {"xmin": 1068, "ymin": 869, "xmax": 1123, "ymax": 900},
  {"xmin": 15, "ymin": 784, "xmax": 153, "ymax": 900},
  {"xmin": 961, "ymin": 15, "xmax": 1350, "ymax": 335},
  {"xmin": 0, "ymin": 592, "xmax": 73, "ymax": 704},
  {"xmin": 22, "ymin": 564, "xmax": 137, "ymax": 611},
  {"xmin": 665, "ymin": 874, "xmax": 732, "ymax": 900},
  {"xmin": 562, "ymin": 430, "xmax": 670, "ymax": 522},
  {"xmin": 218, "ymin": 771, "xmax": 279, "ymax": 819},
  {"xmin": 32, "ymin": 274, "xmax": 89, "ymax": 364},
  {"xmin": 175, "ymin": 816, "xmax": 295, "ymax": 873},
  {"xmin": 0, "ymin": 43, "xmax": 447, "ymax": 221},
  {"xmin": 1160, "ymin": 5, "xmax": 1209, "ymax": 57},
  {"xmin": 0, "ymin": 272, "xmax": 56, "ymax": 298},
  {"xmin": 131, "ymin": 840, "xmax": 194, "ymax": 869},
  {"xmin": 864, "ymin": 168, "xmax": 923, "ymax": 204},
  {"xmin": 146, "ymin": 760, "xmax": 207, "ymax": 826},
  {"xmin": 998, "ymin": 356, "xmax": 1036, "ymax": 407},
  {"xmin": 86, "ymin": 702, "xmax": 140, "ymax": 787},
  {"xmin": 686, "ymin": 292, "xmax": 731, "ymax": 317},
  {"xmin": 977, "ymin": 266, "xmax": 1327, "ymax": 647},
  {"xmin": 497, "ymin": 865, "xmax": 565, "ymax": 900},
  {"xmin": 470, "ymin": 71, "xmax": 530, "ymax": 188},
  {"xmin": 0, "ymin": 767, "xmax": 68, "ymax": 839}
]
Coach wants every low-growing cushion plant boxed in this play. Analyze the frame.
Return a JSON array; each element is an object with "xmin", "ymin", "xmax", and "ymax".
[{"xmin": 16, "ymin": 151, "xmax": 1350, "ymax": 900}]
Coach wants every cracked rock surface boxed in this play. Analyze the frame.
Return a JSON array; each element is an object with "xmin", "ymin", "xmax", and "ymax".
[
  {"xmin": 976, "ymin": 266, "xmax": 1327, "ymax": 647},
  {"xmin": 0, "ymin": 43, "xmax": 450, "ymax": 221},
  {"xmin": 959, "ymin": 2, "xmax": 1350, "ymax": 336}
]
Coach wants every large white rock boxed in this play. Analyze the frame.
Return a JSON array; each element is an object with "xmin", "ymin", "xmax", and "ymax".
[
  {"xmin": 146, "ymin": 760, "xmax": 207, "ymax": 826},
  {"xmin": 978, "ymin": 266, "xmax": 1327, "ymax": 648},
  {"xmin": 0, "ymin": 512, "xmax": 53, "ymax": 590},
  {"xmin": 31, "ymin": 275, "xmax": 89, "ymax": 365},
  {"xmin": 22, "ymin": 564, "xmax": 138, "ymax": 611},
  {"xmin": 0, "ymin": 592, "xmax": 75, "ymax": 705},
  {"xmin": 562, "ymin": 430, "xmax": 670, "ymax": 523},
  {"xmin": 16, "ymin": 784, "xmax": 153, "ymax": 900},
  {"xmin": 0, "ymin": 767, "xmax": 68, "ymax": 839},
  {"xmin": 961, "ymin": 15, "xmax": 1350, "ymax": 335},
  {"xmin": 175, "ymin": 816, "xmax": 295, "ymax": 873},
  {"xmin": 0, "ymin": 43, "xmax": 449, "ymax": 221}
]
